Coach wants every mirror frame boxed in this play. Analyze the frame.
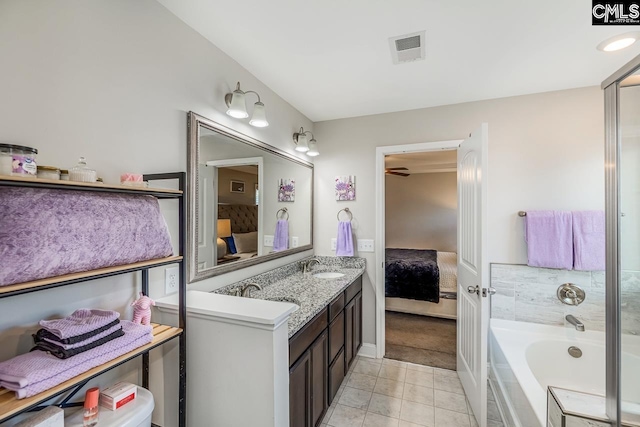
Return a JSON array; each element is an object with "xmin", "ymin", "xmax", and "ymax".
[{"xmin": 187, "ymin": 111, "xmax": 314, "ymax": 283}]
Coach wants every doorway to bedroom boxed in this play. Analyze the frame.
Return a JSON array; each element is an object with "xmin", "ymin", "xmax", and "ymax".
[{"xmin": 383, "ymin": 148, "xmax": 458, "ymax": 370}]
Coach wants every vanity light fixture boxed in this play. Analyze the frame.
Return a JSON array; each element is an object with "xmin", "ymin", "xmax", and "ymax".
[
  {"xmin": 597, "ymin": 32, "xmax": 640, "ymax": 52},
  {"xmin": 293, "ymin": 127, "xmax": 319, "ymax": 156},
  {"xmin": 224, "ymin": 82, "xmax": 269, "ymax": 127}
]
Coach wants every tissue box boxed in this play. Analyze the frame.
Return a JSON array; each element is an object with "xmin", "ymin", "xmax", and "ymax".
[{"xmin": 100, "ymin": 382, "xmax": 137, "ymax": 411}]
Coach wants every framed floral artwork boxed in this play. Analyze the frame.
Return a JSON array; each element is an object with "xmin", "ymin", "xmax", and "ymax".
[
  {"xmin": 278, "ymin": 179, "xmax": 295, "ymax": 202},
  {"xmin": 335, "ymin": 175, "xmax": 355, "ymax": 201}
]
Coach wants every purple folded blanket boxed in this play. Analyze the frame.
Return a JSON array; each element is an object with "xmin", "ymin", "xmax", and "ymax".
[
  {"xmin": 0, "ymin": 321, "xmax": 152, "ymax": 398},
  {"xmin": 39, "ymin": 309, "xmax": 120, "ymax": 340},
  {"xmin": 38, "ymin": 322, "xmax": 122, "ymax": 350},
  {"xmin": 32, "ymin": 327, "xmax": 124, "ymax": 359},
  {"xmin": 0, "ymin": 188, "xmax": 174, "ymax": 287}
]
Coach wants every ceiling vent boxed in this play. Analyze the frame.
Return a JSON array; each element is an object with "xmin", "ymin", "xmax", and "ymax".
[{"xmin": 389, "ymin": 31, "xmax": 426, "ymax": 64}]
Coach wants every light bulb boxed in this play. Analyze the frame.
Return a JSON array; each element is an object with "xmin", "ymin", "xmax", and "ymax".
[
  {"xmin": 226, "ymin": 90, "xmax": 248, "ymax": 118},
  {"xmin": 295, "ymin": 133, "xmax": 309, "ymax": 152},
  {"xmin": 307, "ymin": 139, "xmax": 319, "ymax": 156},
  {"xmin": 249, "ymin": 102, "xmax": 269, "ymax": 127}
]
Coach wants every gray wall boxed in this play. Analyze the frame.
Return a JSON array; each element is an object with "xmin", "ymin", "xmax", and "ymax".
[
  {"xmin": 385, "ymin": 171, "xmax": 457, "ymax": 252},
  {"xmin": 314, "ymin": 86, "xmax": 604, "ymax": 347},
  {"xmin": 0, "ymin": 1, "xmax": 313, "ymax": 425}
]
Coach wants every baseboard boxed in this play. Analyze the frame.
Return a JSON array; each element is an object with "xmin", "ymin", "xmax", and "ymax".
[{"xmin": 357, "ymin": 343, "xmax": 377, "ymax": 359}]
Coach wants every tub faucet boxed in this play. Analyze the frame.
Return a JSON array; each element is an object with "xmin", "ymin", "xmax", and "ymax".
[
  {"xmin": 241, "ymin": 283, "xmax": 262, "ymax": 297},
  {"xmin": 302, "ymin": 258, "xmax": 321, "ymax": 274},
  {"xmin": 566, "ymin": 315, "xmax": 585, "ymax": 332}
]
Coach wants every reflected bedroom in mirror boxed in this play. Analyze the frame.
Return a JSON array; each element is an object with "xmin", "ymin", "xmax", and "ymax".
[{"xmin": 188, "ymin": 112, "xmax": 313, "ymax": 282}]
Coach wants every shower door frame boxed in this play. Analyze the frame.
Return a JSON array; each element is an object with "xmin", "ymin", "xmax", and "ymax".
[{"xmin": 602, "ymin": 52, "xmax": 640, "ymax": 427}]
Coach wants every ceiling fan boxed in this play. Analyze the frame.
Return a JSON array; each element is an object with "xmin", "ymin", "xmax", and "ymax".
[{"xmin": 385, "ymin": 167, "xmax": 410, "ymax": 177}]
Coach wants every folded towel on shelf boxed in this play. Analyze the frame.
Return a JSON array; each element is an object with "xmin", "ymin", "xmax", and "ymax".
[
  {"xmin": 34, "ymin": 319, "xmax": 121, "ymax": 346},
  {"xmin": 273, "ymin": 219, "xmax": 289, "ymax": 252},
  {"xmin": 572, "ymin": 210, "xmax": 605, "ymax": 271},
  {"xmin": 39, "ymin": 309, "xmax": 120, "ymax": 340},
  {"xmin": 524, "ymin": 211, "xmax": 573, "ymax": 270},
  {"xmin": 32, "ymin": 327, "xmax": 124, "ymax": 359},
  {"xmin": 336, "ymin": 221, "xmax": 354, "ymax": 257},
  {"xmin": 0, "ymin": 321, "xmax": 152, "ymax": 398}
]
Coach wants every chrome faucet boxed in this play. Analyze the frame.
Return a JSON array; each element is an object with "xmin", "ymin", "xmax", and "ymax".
[
  {"xmin": 302, "ymin": 258, "xmax": 321, "ymax": 274},
  {"xmin": 566, "ymin": 315, "xmax": 585, "ymax": 332},
  {"xmin": 241, "ymin": 283, "xmax": 262, "ymax": 298}
]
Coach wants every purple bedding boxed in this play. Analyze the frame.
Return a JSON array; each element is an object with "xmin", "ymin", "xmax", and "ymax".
[
  {"xmin": 0, "ymin": 188, "xmax": 174, "ymax": 286},
  {"xmin": 385, "ymin": 248, "xmax": 440, "ymax": 303}
]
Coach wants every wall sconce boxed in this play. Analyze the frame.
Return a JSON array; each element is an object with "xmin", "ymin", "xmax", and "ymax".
[
  {"xmin": 224, "ymin": 82, "xmax": 269, "ymax": 127},
  {"xmin": 293, "ymin": 127, "xmax": 319, "ymax": 157}
]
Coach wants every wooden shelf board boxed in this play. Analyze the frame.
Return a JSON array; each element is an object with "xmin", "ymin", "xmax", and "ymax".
[
  {"xmin": 0, "ymin": 323, "xmax": 182, "ymax": 423},
  {"xmin": 0, "ymin": 175, "xmax": 182, "ymax": 195},
  {"xmin": 0, "ymin": 256, "xmax": 183, "ymax": 297}
]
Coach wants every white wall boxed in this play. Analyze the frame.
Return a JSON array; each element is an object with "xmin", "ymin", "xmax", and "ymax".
[
  {"xmin": 314, "ymin": 86, "xmax": 604, "ymax": 345},
  {"xmin": 385, "ymin": 171, "xmax": 457, "ymax": 252},
  {"xmin": 0, "ymin": 1, "xmax": 313, "ymax": 425}
]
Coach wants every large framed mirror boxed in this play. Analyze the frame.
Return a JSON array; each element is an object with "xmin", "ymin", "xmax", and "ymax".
[{"xmin": 187, "ymin": 112, "xmax": 313, "ymax": 282}]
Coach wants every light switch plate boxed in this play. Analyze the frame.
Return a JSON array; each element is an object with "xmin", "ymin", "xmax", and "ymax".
[
  {"xmin": 357, "ymin": 239, "xmax": 375, "ymax": 252},
  {"xmin": 165, "ymin": 266, "xmax": 179, "ymax": 295},
  {"xmin": 264, "ymin": 235, "xmax": 274, "ymax": 247},
  {"xmin": 331, "ymin": 238, "xmax": 337, "ymax": 251},
  {"xmin": 291, "ymin": 236, "xmax": 299, "ymax": 248}
]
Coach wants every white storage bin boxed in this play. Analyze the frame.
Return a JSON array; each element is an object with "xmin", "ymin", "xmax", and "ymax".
[{"xmin": 65, "ymin": 385, "xmax": 154, "ymax": 427}]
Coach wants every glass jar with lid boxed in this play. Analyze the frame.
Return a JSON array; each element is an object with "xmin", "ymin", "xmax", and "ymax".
[
  {"xmin": 0, "ymin": 143, "xmax": 38, "ymax": 177},
  {"xmin": 69, "ymin": 157, "xmax": 97, "ymax": 183},
  {"xmin": 37, "ymin": 166, "xmax": 61, "ymax": 180}
]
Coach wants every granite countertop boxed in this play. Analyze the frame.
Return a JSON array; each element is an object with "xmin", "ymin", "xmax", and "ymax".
[{"xmin": 212, "ymin": 256, "xmax": 366, "ymax": 337}]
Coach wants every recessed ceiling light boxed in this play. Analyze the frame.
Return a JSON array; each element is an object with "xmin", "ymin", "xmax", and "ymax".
[{"xmin": 597, "ymin": 32, "xmax": 640, "ymax": 52}]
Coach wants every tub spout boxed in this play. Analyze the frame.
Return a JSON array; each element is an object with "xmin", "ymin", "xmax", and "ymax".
[{"xmin": 566, "ymin": 315, "xmax": 585, "ymax": 331}]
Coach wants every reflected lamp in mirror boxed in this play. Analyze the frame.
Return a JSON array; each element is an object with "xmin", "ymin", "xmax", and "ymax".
[
  {"xmin": 217, "ymin": 219, "xmax": 232, "ymax": 238},
  {"xmin": 224, "ymin": 82, "xmax": 269, "ymax": 127},
  {"xmin": 293, "ymin": 127, "xmax": 319, "ymax": 156}
]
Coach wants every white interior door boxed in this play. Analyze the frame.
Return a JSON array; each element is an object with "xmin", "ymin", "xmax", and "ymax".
[{"xmin": 457, "ymin": 123, "xmax": 489, "ymax": 426}]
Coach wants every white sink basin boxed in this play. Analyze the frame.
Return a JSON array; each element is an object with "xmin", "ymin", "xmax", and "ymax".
[{"xmin": 313, "ymin": 272, "xmax": 345, "ymax": 279}]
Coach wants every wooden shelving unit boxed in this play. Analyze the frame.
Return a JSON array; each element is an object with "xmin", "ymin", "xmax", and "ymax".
[{"xmin": 0, "ymin": 172, "xmax": 187, "ymax": 426}]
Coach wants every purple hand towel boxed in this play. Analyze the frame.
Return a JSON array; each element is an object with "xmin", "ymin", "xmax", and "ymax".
[
  {"xmin": 39, "ymin": 309, "xmax": 120, "ymax": 340},
  {"xmin": 0, "ymin": 321, "xmax": 152, "ymax": 398},
  {"xmin": 273, "ymin": 219, "xmax": 289, "ymax": 252},
  {"xmin": 336, "ymin": 221, "xmax": 354, "ymax": 257},
  {"xmin": 572, "ymin": 211, "xmax": 605, "ymax": 271},
  {"xmin": 524, "ymin": 211, "xmax": 573, "ymax": 270}
]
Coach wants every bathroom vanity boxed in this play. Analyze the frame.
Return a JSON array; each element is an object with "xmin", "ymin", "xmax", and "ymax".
[
  {"xmin": 288, "ymin": 274, "xmax": 362, "ymax": 427},
  {"xmin": 156, "ymin": 256, "xmax": 365, "ymax": 427}
]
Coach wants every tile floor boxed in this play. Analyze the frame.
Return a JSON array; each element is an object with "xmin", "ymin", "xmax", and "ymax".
[{"xmin": 321, "ymin": 357, "xmax": 504, "ymax": 427}]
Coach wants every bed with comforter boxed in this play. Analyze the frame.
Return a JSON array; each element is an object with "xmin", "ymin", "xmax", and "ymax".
[{"xmin": 385, "ymin": 248, "xmax": 458, "ymax": 319}]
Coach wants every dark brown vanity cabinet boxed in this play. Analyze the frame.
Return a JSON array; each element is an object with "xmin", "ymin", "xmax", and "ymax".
[{"xmin": 289, "ymin": 276, "xmax": 363, "ymax": 427}]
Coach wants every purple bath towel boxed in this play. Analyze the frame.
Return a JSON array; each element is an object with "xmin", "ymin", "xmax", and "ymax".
[
  {"xmin": 524, "ymin": 211, "xmax": 573, "ymax": 270},
  {"xmin": 0, "ymin": 321, "xmax": 152, "ymax": 398},
  {"xmin": 273, "ymin": 219, "xmax": 289, "ymax": 252},
  {"xmin": 336, "ymin": 221, "xmax": 354, "ymax": 257},
  {"xmin": 572, "ymin": 211, "xmax": 605, "ymax": 271},
  {"xmin": 39, "ymin": 309, "xmax": 120, "ymax": 340},
  {"xmin": 0, "ymin": 188, "xmax": 174, "ymax": 287}
]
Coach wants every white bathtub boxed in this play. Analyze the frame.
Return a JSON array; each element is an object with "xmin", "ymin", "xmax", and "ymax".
[{"xmin": 490, "ymin": 319, "xmax": 640, "ymax": 427}]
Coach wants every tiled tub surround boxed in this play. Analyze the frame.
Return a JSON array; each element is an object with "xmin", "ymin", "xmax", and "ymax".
[
  {"xmin": 213, "ymin": 256, "xmax": 366, "ymax": 337},
  {"xmin": 491, "ymin": 263, "xmax": 640, "ymax": 334}
]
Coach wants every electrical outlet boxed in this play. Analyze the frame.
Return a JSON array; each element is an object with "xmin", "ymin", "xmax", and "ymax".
[
  {"xmin": 331, "ymin": 238, "xmax": 337, "ymax": 251},
  {"xmin": 264, "ymin": 235, "xmax": 274, "ymax": 247},
  {"xmin": 165, "ymin": 267, "xmax": 179, "ymax": 295},
  {"xmin": 291, "ymin": 236, "xmax": 299, "ymax": 248},
  {"xmin": 357, "ymin": 239, "xmax": 375, "ymax": 252}
]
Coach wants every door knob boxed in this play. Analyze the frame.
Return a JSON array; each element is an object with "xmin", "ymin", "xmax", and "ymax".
[{"xmin": 467, "ymin": 285, "xmax": 479, "ymax": 295}]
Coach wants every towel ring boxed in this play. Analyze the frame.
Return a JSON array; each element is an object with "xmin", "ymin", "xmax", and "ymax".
[
  {"xmin": 276, "ymin": 207, "xmax": 289, "ymax": 220},
  {"xmin": 337, "ymin": 207, "xmax": 353, "ymax": 221}
]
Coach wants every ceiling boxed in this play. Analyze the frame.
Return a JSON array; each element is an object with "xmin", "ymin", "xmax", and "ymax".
[
  {"xmin": 386, "ymin": 150, "xmax": 457, "ymax": 174},
  {"xmin": 158, "ymin": 0, "xmax": 640, "ymax": 122}
]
